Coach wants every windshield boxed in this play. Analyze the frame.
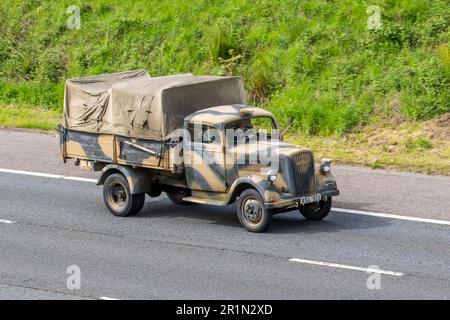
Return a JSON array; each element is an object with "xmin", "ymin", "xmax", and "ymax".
[
  {"xmin": 225, "ymin": 116, "xmax": 278, "ymax": 146},
  {"xmin": 226, "ymin": 116, "xmax": 276, "ymax": 131}
]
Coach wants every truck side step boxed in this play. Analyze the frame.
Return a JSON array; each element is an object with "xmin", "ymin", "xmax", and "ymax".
[{"xmin": 182, "ymin": 196, "xmax": 227, "ymax": 206}]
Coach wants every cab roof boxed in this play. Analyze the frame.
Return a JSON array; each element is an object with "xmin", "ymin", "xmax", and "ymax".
[{"xmin": 185, "ymin": 104, "xmax": 275, "ymax": 126}]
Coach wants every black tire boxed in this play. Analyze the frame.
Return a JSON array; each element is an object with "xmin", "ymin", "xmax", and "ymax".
[
  {"xmin": 236, "ymin": 189, "xmax": 272, "ymax": 233},
  {"xmin": 103, "ymin": 173, "xmax": 145, "ymax": 217},
  {"xmin": 166, "ymin": 189, "xmax": 192, "ymax": 205},
  {"xmin": 299, "ymin": 197, "xmax": 332, "ymax": 221}
]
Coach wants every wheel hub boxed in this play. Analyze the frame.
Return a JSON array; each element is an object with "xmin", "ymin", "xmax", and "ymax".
[
  {"xmin": 243, "ymin": 197, "xmax": 262, "ymax": 224},
  {"xmin": 109, "ymin": 182, "xmax": 127, "ymax": 209}
]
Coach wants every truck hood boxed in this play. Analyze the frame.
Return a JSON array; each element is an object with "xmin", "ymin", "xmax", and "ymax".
[
  {"xmin": 229, "ymin": 140, "xmax": 310, "ymax": 158},
  {"xmin": 230, "ymin": 140, "xmax": 317, "ymax": 196}
]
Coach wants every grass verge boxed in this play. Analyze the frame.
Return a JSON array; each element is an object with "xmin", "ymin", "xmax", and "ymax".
[
  {"xmin": 287, "ymin": 114, "xmax": 450, "ymax": 175},
  {"xmin": 0, "ymin": 105, "xmax": 60, "ymax": 131}
]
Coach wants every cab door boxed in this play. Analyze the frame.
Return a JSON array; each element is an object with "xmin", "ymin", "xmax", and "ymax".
[{"xmin": 183, "ymin": 123, "xmax": 227, "ymax": 192}]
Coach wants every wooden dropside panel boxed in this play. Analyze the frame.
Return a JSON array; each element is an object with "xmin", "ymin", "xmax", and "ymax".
[
  {"xmin": 62, "ymin": 129, "xmax": 175, "ymax": 171},
  {"xmin": 64, "ymin": 130, "xmax": 114, "ymax": 163},
  {"xmin": 115, "ymin": 136, "xmax": 168, "ymax": 169}
]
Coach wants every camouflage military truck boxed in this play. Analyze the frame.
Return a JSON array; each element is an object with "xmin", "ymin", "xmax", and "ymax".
[{"xmin": 60, "ymin": 70, "xmax": 339, "ymax": 232}]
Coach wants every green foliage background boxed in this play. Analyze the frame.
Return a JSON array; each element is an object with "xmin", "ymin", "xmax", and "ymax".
[{"xmin": 0, "ymin": 0, "xmax": 448, "ymax": 135}]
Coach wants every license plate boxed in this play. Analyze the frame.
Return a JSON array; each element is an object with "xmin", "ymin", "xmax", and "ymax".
[{"xmin": 299, "ymin": 194, "xmax": 321, "ymax": 205}]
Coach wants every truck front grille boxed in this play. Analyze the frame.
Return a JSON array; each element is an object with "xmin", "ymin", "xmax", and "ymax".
[{"xmin": 289, "ymin": 151, "xmax": 315, "ymax": 196}]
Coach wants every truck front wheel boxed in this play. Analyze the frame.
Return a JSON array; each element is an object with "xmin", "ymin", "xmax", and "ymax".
[
  {"xmin": 299, "ymin": 197, "xmax": 332, "ymax": 221},
  {"xmin": 103, "ymin": 173, "xmax": 145, "ymax": 217},
  {"xmin": 236, "ymin": 189, "xmax": 272, "ymax": 233}
]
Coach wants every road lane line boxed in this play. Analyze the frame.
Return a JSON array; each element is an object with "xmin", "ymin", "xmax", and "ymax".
[
  {"xmin": 289, "ymin": 258, "xmax": 404, "ymax": 276},
  {"xmin": 0, "ymin": 168, "xmax": 97, "ymax": 183},
  {"xmin": 0, "ymin": 219, "xmax": 16, "ymax": 224},
  {"xmin": 332, "ymin": 207, "xmax": 450, "ymax": 226},
  {"xmin": 1, "ymin": 167, "xmax": 449, "ymax": 227},
  {"xmin": 99, "ymin": 296, "xmax": 120, "ymax": 300}
]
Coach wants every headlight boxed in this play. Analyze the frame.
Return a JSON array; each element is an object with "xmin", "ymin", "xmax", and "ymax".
[
  {"xmin": 268, "ymin": 174, "xmax": 277, "ymax": 183},
  {"xmin": 320, "ymin": 161, "xmax": 331, "ymax": 174}
]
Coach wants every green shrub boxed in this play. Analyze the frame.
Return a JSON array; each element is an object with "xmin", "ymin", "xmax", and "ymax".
[
  {"xmin": 0, "ymin": 0, "xmax": 448, "ymax": 135},
  {"xmin": 406, "ymin": 136, "xmax": 434, "ymax": 150},
  {"xmin": 0, "ymin": 82, "xmax": 63, "ymax": 109}
]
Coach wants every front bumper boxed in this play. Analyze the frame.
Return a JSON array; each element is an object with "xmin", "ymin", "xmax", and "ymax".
[{"xmin": 265, "ymin": 189, "xmax": 339, "ymax": 209}]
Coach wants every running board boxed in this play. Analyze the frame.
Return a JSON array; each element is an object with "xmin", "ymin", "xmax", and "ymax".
[{"xmin": 182, "ymin": 196, "xmax": 227, "ymax": 206}]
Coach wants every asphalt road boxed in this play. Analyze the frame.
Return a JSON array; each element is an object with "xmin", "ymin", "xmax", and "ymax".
[{"xmin": 0, "ymin": 128, "xmax": 449, "ymax": 299}]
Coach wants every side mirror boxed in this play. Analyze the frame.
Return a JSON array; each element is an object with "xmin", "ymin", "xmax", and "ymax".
[{"xmin": 283, "ymin": 116, "xmax": 295, "ymax": 136}]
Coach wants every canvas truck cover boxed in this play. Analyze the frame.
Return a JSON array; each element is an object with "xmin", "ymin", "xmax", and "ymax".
[
  {"xmin": 63, "ymin": 71, "xmax": 246, "ymax": 141},
  {"xmin": 63, "ymin": 69, "xmax": 150, "ymax": 132}
]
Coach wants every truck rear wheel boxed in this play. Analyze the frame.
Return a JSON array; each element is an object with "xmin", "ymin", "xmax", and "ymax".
[
  {"xmin": 236, "ymin": 189, "xmax": 272, "ymax": 233},
  {"xmin": 103, "ymin": 173, "xmax": 145, "ymax": 217},
  {"xmin": 299, "ymin": 197, "xmax": 332, "ymax": 221}
]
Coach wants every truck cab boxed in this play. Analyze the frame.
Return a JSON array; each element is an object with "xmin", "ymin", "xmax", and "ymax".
[{"xmin": 171, "ymin": 104, "xmax": 339, "ymax": 231}]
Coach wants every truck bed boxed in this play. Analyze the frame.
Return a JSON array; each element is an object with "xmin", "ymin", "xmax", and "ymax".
[{"xmin": 60, "ymin": 128, "xmax": 175, "ymax": 171}]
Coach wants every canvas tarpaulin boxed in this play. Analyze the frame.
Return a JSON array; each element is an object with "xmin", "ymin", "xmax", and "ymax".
[
  {"xmin": 63, "ymin": 71, "xmax": 246, "ymax": 140},
  {"xmin": 63, "ymin": 69, "xmax": 150, "ymax": 133}
]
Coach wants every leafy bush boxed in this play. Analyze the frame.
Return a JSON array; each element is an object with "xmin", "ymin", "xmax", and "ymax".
[
  {"xmin": 0, "ymin": 82, "xmax": 63, "ymax": 109},
  {"xmin": 0, "ymin": 0, "xmax": 448, "ymax": 134}
]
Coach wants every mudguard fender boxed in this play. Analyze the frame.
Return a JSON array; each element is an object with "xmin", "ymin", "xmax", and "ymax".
[
  {"xmin": 228, "ymin": 176, "xmax": 281, "ymax": 204},
  {"xmin": 97, "ymin": 164, "xmax": 151, "ymax": 194}
]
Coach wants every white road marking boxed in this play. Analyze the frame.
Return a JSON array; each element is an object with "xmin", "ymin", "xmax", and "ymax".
[
  {"xmin": 332, "ymin": 207, "xmax": 450, "ymax": 226},
  {"xmin": 0, "ymin": 219, "xmax": 16, "ymax": 224},
  {"xmin": 0, "ymin": 168, "xmax": 97, "ymax": 183},
  {"xmin": 1, "ymin": 167, "xmax": 449, "ymax": 227},
  {"xmin": 99, "ymin": 296, "xmax": 120, "ymax": 300},
  {"xmin": 289, "ymin": 258, "xmax": 404, "ymax": 276}
]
